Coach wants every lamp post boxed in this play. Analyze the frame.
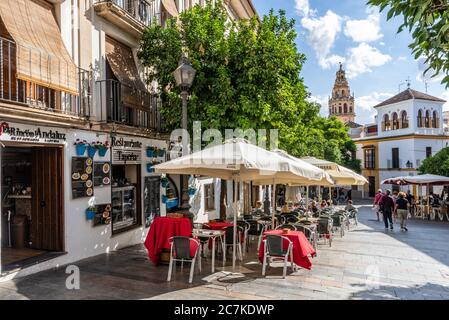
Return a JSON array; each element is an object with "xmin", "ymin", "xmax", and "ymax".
[{"xmin": 173, "ymin": 53, "xmax": 196, "ymax": 156}]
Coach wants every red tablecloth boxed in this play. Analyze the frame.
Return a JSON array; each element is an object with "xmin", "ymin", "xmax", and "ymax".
[
  {"xmin": 204, "ymin": 222, "xmax": 234, "ymax": 230},
  {"xmin": 144, "ymin": 217, "xmax": 192, "ymax": 265},
  {"xmin": 258, "ymin": 230, "xmax": 316, "ymax": 270}
]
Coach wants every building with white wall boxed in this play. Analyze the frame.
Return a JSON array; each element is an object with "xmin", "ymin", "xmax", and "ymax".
[
  {"xmin": 0, "ymin": 0, "xmax": 257, "ymax": 279},
  {"xmin": 353, "ymin": 88, "xmax": 448, "ymax": 197}
]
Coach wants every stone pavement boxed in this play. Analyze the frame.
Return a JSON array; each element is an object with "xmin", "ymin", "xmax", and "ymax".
[{"xmin": 1, "ymin": 205, "xmax": 449, "ymax": 300}]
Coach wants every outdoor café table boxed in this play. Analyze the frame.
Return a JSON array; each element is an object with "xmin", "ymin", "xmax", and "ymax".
[
  {"xmin": 192, "ymin": 229, "xmax": 225, "ymax": 273},
  {"xmin": 203, "ymin": 221, "xmax": 234, "ymax": 230},
  {"xmin": 258, "ymin": 229, "xmax": 316, "ymax": 270},
  {"xmin": 144, "ymin": 216, "xmax": 192, "ymax": 265}
]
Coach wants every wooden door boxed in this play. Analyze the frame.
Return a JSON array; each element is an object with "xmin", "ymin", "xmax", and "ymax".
[{"xmin": 31, "ymin": 147, "xmax": 64, "ymax": 251}]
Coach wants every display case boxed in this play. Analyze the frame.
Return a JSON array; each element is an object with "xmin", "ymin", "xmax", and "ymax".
[{"xmin": 112, "ymin": 185, "xmax": 137, "ymax": 232}]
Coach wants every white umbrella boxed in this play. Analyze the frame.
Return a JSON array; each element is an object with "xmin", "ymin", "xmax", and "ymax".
[{"xmin": 154, "ymin": 139, "xmax": 330, "ymax": 268}]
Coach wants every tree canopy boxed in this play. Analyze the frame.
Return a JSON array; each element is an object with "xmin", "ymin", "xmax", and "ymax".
[
  {"xmin": 138, "ymin": 1, "xmax": 360, "ymax": 172},
  {"xmin": 368, "ymin": 0, "xmax": 449, "ymax": 87},
  {"xmin": 419, "ymin": 147, "xmax": 449, "ymax": 176}
]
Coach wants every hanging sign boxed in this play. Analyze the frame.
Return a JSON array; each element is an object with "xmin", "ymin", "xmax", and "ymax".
[
  {"xmin": 112, "ymin": 149, "xmax": 141, "ymax": 164},
  {"xmin": 0, "ymin": 121, "xmax": 66, "ymax": 144}
]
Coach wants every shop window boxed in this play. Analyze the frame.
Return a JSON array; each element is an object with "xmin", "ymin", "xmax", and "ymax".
[
  {"xmin": 204, "ymin": 183, "xmax": 215, "ymax": 211},
  {"xmin": 111, "ymin": 165, "xmax": 141, "ymax": 234}
]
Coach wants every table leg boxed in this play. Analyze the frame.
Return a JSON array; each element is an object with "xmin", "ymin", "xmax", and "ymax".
[{"xmin": 212, "ymin": 237, "xmax": 216, "ymax": 273}]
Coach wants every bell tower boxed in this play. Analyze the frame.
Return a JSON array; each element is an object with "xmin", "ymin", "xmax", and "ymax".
[{"xmin": 328, "ymin": 63, "xmax": 355, "ymax": 123}]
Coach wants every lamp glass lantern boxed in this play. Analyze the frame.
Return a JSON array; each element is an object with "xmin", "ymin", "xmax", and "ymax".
[{"xmin": 173, "ymin": 55, "xmax": 196, "ymax": 91}]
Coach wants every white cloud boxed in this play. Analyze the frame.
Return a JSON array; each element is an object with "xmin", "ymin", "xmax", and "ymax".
[
  {"xmin": 355, "ymin": 92, "xmax": 394, "ymax": 124},
  {"xmin": 295, "ymin": 0, "xmax": 311, "ymax": 17},
  {"xmin": 308, "ymin": 95, "xmax": 329, "ymax": 117},
  {"xmin": 301, "ymin": 10, "xmax": 342, "ymax": 69},
  {"xmin": 416, "ymin": 57, "xmax": 445, "ymax": 83},
  {"xmin": 397, "ymin": 56, "xmax": 407, "ymax": 61},
  {"xmin": 441, "ymin": 91, "xmax": 449, "ymax": 111},
  {"xmin": 345, "ymin": 43, "xmax": 392, "ymax": 78},
  {"xmin": 344, "ymin": 12, "xmax": 383, "ymax": 43}
]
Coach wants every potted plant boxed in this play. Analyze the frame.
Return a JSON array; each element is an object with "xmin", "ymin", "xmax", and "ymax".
[
  {"xmin": 87, "ymin": 142, "xmax": 97, "ymax": 158},
  {"xmin": 85, "ymin": 206, "xmax": 97, "ymax": 220},
  {"xmin": 161, "ymin": 176, "xmax": 169, "ymax": 188},
  {"xmin": 74, "ymin": 139, "xmax": 88, "ymax": 156},
  {"xmin": 147, "ymin": 159, "xmax": 160, "ymax": 173},
  {"xmin": 157, "ymin": 148, "xmax": 166, "ymax": 157},
  {"xmin": 93, "ymin": 141, "xmax": 109, "ymax": 157},
  {"xmin": 146, "ymin": 146, "xmax": 156, "ymax": 157}
]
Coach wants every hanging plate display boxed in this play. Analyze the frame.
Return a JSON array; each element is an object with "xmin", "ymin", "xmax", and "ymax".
[{"xmin": 103, "ymin": 163, "xmax": 110, "ymax": 173}]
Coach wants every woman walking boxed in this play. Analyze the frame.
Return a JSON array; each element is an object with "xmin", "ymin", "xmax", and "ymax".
[{"xmin": 395, "ymin": 192, "xmax": 409, "ymax": 231}]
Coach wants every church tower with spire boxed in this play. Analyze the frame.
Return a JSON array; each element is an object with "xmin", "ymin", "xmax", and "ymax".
[{"xmin": 328, "ymin": 63, "xmax": 355, "ymax": 123}]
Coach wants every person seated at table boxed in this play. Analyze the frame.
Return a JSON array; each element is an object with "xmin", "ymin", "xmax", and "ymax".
[
  {"xmin": 326, "ymin": 199, "xmax": 332, "ymax": 207},
  {"xmin": 320, "ymin": 200, "xmax": 327, "ymax": 209},
  {"xmin": 309, "ymin": 201, "xmax": 319, "ymax": 214},
  {"xmin": 345, "ymin": 200, "xmax": 356, "ymax": 211},
  {"xmin": 281, "ymin": 203, "xmax": 290, "ymax": 213},
  {"xmin": 252, "ymin": 201, "xmax": 264, "ymax": 215}
]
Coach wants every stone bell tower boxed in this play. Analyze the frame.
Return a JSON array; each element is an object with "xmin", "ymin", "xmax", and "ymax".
[{"xmin": 328, "ymin": 63, "xmax": 355, "ymax": 123}]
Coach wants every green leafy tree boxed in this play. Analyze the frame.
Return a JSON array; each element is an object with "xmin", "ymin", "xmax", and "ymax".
[
  {"xmin": 138, "ymin": 1, "xmax": 360, "ymax": 171},
  {"xmin": 419, "ymin": 147, "xmax": 449, "ymax": 176},
  {"xmin": 368, "ymin": 0, "xmax": 449, "ymax": 87}
]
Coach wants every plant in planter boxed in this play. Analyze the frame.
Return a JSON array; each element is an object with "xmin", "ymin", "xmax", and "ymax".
[
  {"xmin": 85, "ymin": 205, "xmax": 97, "ymax": 220},
  {"xmin": 147, "ymin": 159, "xmax": 160, "ymax": 173},
  {"xmin": 157, "ymin": 148, "xmax": 166, "ymax": 157},
  {"xmin": 92, "ymin": 141, "xmax": 109, "ymax": 157},
  {"xmin": 146, "ymin": 146, "xmax": 156, "ymax": 157},
  {"xmin": 74, "ymin": 139, "xmax": 88, "ymax": 156},
  {"xmin": 160, "ymin": 176, "xmax": 169, "ymax": 188}
]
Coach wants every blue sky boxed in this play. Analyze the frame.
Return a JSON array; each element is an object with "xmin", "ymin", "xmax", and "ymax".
[{"xmin": 252, "ymin": 0, "xmax": 449, "ymax": 125}]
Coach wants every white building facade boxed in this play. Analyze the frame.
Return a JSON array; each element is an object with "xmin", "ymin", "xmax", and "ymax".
[{"xmin": 354, "ymin": 89, "xmax": 448, "ymax": 197}]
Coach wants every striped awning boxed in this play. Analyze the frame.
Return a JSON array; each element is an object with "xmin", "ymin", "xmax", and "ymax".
[{"xmin": 0, "ymin": 0, "xmax": 78, "ymax": 94}]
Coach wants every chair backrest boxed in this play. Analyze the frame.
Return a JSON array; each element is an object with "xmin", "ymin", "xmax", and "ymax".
[
  {"xmin": 286, "ymin": 215, "xmax": 299, "ymax": 223},
  {"xmin": 295, "ymin": 224, "xmax": 312, "ymax": 238},
  {"xmin": 276, "ymin": 224, "xmax": 297, "ymax": 231},
  {"xmin": 246, "ymin": 219, "xmax": 261, "ymax": 235},
  {"xmin": 237, "ymin": 220, "xmax": 250, "ymax": 232},
  {"xmin": 224, "ymin": 226, "xmax": 243, "ymax": 244},
  {"xmin": 317, "ymin": 218, "xmax": 332, "ymax": 234},
  {"xmin": 265, "ymin": 235, "xmax": 288, "ymax": 256},
  {"xmin": 171, "ymin": 236, "xmax": 194, "ymax": 260}
]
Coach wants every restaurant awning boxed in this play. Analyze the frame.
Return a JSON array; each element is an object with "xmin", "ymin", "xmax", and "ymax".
[
  {"xmin": 0, "ymin": 0, "xmax": 78, "ymax": 94},
  {"xmin": 105, "ymin": 36, "xmax": 147, "ymax": 92},
  {"xmin": 161, "ymin": 0, "xmax": 179, "ymax": 17}
]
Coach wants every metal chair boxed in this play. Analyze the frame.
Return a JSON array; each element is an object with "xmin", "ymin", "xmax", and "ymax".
[
  {"xmin": 317, "ymin": 217, "xmax": 333, "ymax": 247},
  {"xmin": 348, "ymin": 209, "xmax": 358, "ymax": 227},
  {"xmin": 331, "ymin": 214, "xmax": 345, "ymax": 237},
  {"xmin": 275, "ymin": 224, "xmax": 297, "ymax": 231},
  {"xmin": 295, "ymin": 224, "xmax": 317, "ymax": 251},
  {"xmin": 261, "ymin": 235, "xmax": 295, "ymax": 278},
  {"xmin": 222, "ymin": 226, "xmax": 244, "ymax": 262},
  {"xmin": 167, "ymin": 236, "xmax": 201, "ymax": 284},
  {"xmin": 257, "ymin": 217, "xmax": 272, "ymax": 250},
  {"xmin": 237, "ymin": 220, "xmax": 251, "ymax": 254}
]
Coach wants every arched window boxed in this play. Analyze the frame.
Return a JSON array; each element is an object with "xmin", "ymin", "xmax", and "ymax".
[
  {"xmin": 342, "ymin": 90, "xmax": 345, "ymax": 96},
  {"xmin": 349, "ymin": 106, "xmax": 353, "ymax": 113},
  {"xmin": 383, "ymin": 114, "xmax": 390, "ymax": 131},
  {"xmin": 344, "ymin": 103, "xmax": 348, "ymax": 113},
  {"xmin": 432, "ymin": 111, "xmax": 438, "ymax": 128},
  {"xmin": 392, "ymin": 112, "xmax": 398, "ymax": 130},
  {"xmin": 425, "ymin": 110, "xmax": 430, "ymax": 128},
  {"xmin": 417, "ymin": 109, "xmax": 423, "ymax": 127},
  {"xmin": 401, "ymin": 110, "xmax": 408, "ymax": 128},
  {"xmin": 339, "ymin": 106, "xmax": 342, "ymax": 113}
]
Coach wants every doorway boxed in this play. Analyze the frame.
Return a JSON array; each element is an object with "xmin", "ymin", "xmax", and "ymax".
[
  {"xmin": 1, "ymin": 145, "xmax": 64, "ymax": 271},
  {"xmin": 368, "ymin": 176, "xmax": 376, "ymax": 197}
]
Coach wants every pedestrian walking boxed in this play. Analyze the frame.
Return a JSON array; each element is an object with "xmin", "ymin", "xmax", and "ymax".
[
  {"xmin": 394, "ymin": 192, "xmax": 409, "ymax": 231},
  {"xmin": 379, "ymin": 189, "xmax": 395, "ymax": 230},
  {"xmin": 373, "ymin": 189, "xmax": 383, "ymax": 221}
]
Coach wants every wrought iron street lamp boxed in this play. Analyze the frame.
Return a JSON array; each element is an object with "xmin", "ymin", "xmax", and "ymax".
[{"xmin": 173, "ymin": 53, "xmax": 196, "ymax": 156}]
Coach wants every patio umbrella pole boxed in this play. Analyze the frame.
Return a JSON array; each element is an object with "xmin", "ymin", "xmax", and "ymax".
[
  {"xmin": 272, "ymin": 183, "xmax": 277, "ymax": 229},
  {"xmin": 427, "ymin": 183, "xmax": 430, "ymax": 219},
  {"xmin": 306, "ymin": 185, "xmax": 309, "ymax": 218},
  {"xmin": 232, "ymin": 176, "xmax": 239, "ymax": 269}
]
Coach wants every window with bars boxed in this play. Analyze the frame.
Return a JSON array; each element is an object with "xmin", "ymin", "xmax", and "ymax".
[{"xmin": 364, "ymin": 148, "xmax": 375, "ymax": 169}]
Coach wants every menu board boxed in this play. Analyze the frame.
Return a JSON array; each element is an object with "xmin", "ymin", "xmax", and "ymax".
[
  {"xmin": 93, "ymin": 204, "xmax": 112, "ymax": 226},
  {"xmin": 71, "ymin": 157, "xmax": 94, "ymax": 198},
  {"xmin": 93, "ymin": 161, "xmax": 111, "ymax": 187}
]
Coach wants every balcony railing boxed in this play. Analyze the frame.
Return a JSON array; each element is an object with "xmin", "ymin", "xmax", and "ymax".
[
  {"xmin": 96, "ymin": 79, "xmax": 164, "ymax": 131},
  {"xmin": 0, "ymin": 36, "xmax": 91, "ymax": 118},
  {"xmin": 96, "ymin": 0, "xmax": 160, "ymax": 27}
]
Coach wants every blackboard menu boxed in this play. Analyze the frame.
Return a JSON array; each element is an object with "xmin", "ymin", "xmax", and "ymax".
[
  {"xmin": 93, "ymin": 204, "xmax": 112, "ymax": 226},
  {"xmin": 144, "ymin": 176, "xmax": 161, "ymax": 228},
  {"xmin": 71, "ymin": 157, "xmax": 94, "ymax": 198},
  {"xmin": 93, "ymin": 161, "xmax": 111, "ymax": 187}
]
